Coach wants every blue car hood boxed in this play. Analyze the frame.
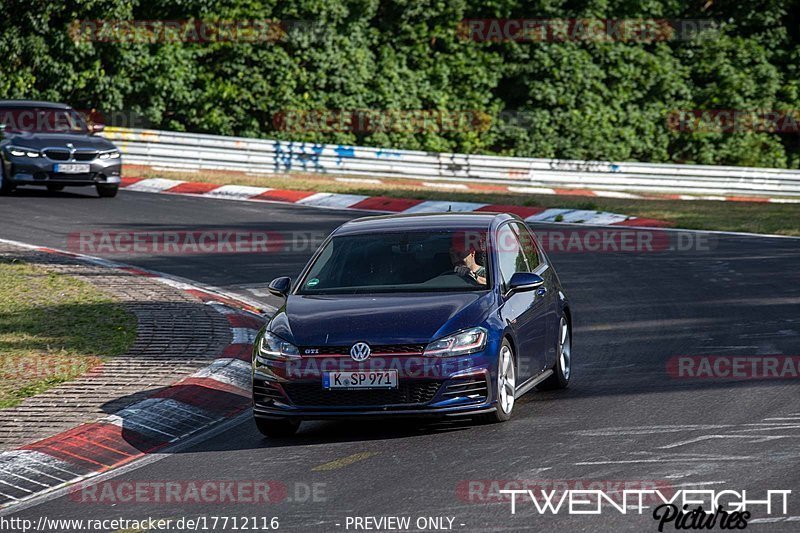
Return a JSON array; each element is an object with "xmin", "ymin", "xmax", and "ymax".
[{"xmin": 270, "ymin": 292, "xmax": 494, "ymax": 346}]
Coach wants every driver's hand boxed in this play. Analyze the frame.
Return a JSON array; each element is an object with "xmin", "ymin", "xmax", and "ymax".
[{"xmin": 454, "ymin": 265, "xmax": 471, "ymax": 278}]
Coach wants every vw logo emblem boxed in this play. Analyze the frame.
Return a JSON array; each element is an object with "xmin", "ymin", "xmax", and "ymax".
[{"xmin": 350, "ymin": 342, "xmax": 371, "ymax": 361}]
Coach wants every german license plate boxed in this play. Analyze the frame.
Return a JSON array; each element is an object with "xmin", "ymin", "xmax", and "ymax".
[
  {"xmin": 323, "ymin": 370, "xmax": 398, "ymax": 389},
  {"xmin": 54, "ymin": 163, "xmax": 90, "ymax": 174}
]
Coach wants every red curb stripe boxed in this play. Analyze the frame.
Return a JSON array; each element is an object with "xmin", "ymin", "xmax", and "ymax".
[
  {"xmin": 726, "ymin": 196, "xmax": 770, "ymax": 203},
  {"xmin": 226, "ymin": 314, "xmax": 264, "ymax": 329},
  {"xmin": 120, "ymin": 176, "xmax": 145, "ymax": 187},
  {"xmin": 117, "ymin": 266, "xmax": 159, "ymax": 277},
  {"xmin": 469, "ymin": 183, "xmax": 512, "ymax": 192},
  {"xmin": 184, "ymin": 289, "xmax": 262, "ymax": 314},
  {"xmin": 166, "ymin": 182, "xmax": 221, "ymax": 194},
  {"xmin": 476, "ymin": 204, "xmax": 546, "ymax": 218},
  {"xmin": 222, "ymin": 343, "xmax": 254, "ymax": 361},
  {"xmin": 150, "ymin": 378, "xmax": 249, "ymax": 415},
  {"xmin": 615, "ymin": 217, "xmax": 674, "ymax": 228},
  {"xmin": 253, "ymin": 189, "xmax": 316, "ymax": 203},
  {"xmin": 24, "ymin": 422, "xmax": 163, "ymax": 472},
  {"xmin": 36, "ymin": 247, "xmax": 79, "ymax": 258},
  {"xmin": 350, "ymin": 196, "xmax": 424, "ymax": 212},
  {"xmin": 554, "ymin": 188, "xmax": 597, "ymax": 197}
]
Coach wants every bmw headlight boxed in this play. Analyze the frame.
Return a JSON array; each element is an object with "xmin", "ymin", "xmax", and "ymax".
[
  {"xmin": 99, "ymin": 150, "xmax": 120, "ymax": 160},
  {"xmin": 8, "ymin": 146, "xmax": 40, "ymax": 158},
  {"xmin": 423, "ymin": 327, "xmax": 487, "ymax": 357},
  {"xmin": 256, "ymin": 331, "xmax": 300, "ymax": 362}
]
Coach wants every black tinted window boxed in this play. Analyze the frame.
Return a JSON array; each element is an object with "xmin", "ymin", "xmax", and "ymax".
[
  {"xmin": 511, "ymin": 222, "xmax": 541, "ymax": 271},
  {"xmin": 495, "ymin": 225, "xmax": 529, "ymax": 287}
]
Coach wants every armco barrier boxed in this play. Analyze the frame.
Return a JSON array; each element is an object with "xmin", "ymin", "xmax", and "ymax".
[{"xmin": 104, "ymin": 127, "xmax": 800, "ymax": 198}]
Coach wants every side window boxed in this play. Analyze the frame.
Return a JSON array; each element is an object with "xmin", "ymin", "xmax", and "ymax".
[
  {"xmin": 495, "ymin": 224, "xmax": 530, "ymax": 287},
  {"xmin": 511, "ymin": 222, "xmax": 541, "ymax": 271}
]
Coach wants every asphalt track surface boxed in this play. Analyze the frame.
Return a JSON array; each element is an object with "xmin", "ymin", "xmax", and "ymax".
[{"xmin": 1, "ymin": 187, "xmax": 799, "ymax": 532}]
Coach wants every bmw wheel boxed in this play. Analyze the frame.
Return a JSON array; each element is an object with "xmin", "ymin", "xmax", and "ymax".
[
  {"xmin": 97, "ymin": 184, "xmax": 119, "ymax": 198},
  {"xmin": 539, "ymin": 315, "xmax": 571, "ymax": 390},
  {"xmin": 0, "ymin": 166, "xmax": 14, "ymax": 195}
]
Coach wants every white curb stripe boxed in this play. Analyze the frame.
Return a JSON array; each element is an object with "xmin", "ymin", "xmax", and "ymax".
[
  {"xmin": 191, "ymin": 358, "xmax": 251, "ymax": 391},
  {"xmin": 103, "ymin": 398, "xmax": 217, "ymax": 441},
  {"xmin": 423, "ymin": 182, "xmax": 469, "ymax": 190},
  {"xmin": 401, "ymin": 200, "xmax": 489, "ymax": 213},
  {"xmin": 507, "ymin": 186, "xmax": 558, "ymax": 195},
  {"xmin": 125, "ymin": 178, "xmax": 185, "ymax": 192},
  {"xmin": 593, "ymin": 190, "xmax": 642, "ymax": 199},
  {"xmin": 295, "ymin": 192, "xmax": 370, "ymax": 208},
  {"xmin": 336, "ymin": 177, "xmax": 383, "ymax": 184},
  {"xmin": 525, "ymin": 208, "xmax": 574, "ymax": 222},
  {"xmin": 202, "ymin": 184, "xmax": 272, "ymax": 199},
  {"xmin": 232, "ymin": 327, "xmax": 258, "ymax": 344}
]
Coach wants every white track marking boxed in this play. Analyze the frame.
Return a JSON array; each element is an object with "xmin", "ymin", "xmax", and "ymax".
[
  {"xmin": 202, "ymin": 184, "xmax": 271, "ymax": 199},
  {"xmin": 125, "ymin": 178, "xmax": 184, "ymax": 192}
]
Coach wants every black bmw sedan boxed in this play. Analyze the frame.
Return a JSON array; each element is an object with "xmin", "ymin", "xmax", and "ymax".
[
  {"xmin": 253, "ymin": 212, "xmax": 573, "ymax": 437},
  {"xmin": 0, "ymin": 100, "xmax": 121, "ymax": 197}
]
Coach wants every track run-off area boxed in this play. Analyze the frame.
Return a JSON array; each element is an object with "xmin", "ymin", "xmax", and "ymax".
[{"xmin": 1, "ymin": 187, "xmax": 799, "ymax": 532}]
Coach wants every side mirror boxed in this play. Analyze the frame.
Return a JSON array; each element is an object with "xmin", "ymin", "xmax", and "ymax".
[
  {"xmin": 508, "ymin": 272, "xmax": 544, "ymax": 294},
  {"xmin": 90, "ymin": 123, "xmax": 105, "ymax": 134},
  {"xmin": 267, "ymin": 276, "xmax": 292, "ymax": 298}
]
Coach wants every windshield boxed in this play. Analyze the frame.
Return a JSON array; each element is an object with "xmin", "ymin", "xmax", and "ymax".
[
  {"xmin": 297, "ymin": 230, "xmax": 491, "ymax": 294},
  {"xmin": 0, "ymin": 107, "xmax": 88, "ymax": 133}
]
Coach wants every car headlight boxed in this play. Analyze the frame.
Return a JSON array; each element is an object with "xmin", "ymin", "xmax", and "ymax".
[
  {"xmin": 8, "ymin": 146, "xmax": 40, "ymax": 158},
  {"xmin": 256, "ymin": 331, "xmax": 300, "ymax": 362},
  {"xmin": 99, "ymin": 150, "xmax": 120, "ymax": 159},
  {"xmin": 423, "ymin": 327, "xmax": 487, "ymax": 357}
]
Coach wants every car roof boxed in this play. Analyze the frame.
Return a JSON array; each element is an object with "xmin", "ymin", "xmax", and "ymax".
[
  {"xmin": 333, "ymin": 212, "xmax": 516, "ymax": 236},
  {"xmin": 0, "ymin": 100, "xmax": 72, "ymax": 109}
]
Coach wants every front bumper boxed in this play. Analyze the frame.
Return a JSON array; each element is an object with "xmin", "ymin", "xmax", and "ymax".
[
  {"xmin": 252, "ymin": 353, "xmax": 498, "ymax": 420},
  {"xmin": 6, "ymin": 155, "xmax": 121, "ymax": 187}
]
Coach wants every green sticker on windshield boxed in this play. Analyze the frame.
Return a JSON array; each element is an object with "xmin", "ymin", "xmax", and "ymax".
[{"xmin": 307, "ymin": 278, "xmax": 320, "ymax": 287}]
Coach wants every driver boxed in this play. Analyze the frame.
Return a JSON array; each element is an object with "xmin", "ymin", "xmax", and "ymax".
[{"xmin": 450, "ymin": 233, "xmax": 487, "ymax": 285}]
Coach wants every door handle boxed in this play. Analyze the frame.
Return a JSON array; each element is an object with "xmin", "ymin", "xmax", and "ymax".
[{"xmin": 536, "ymin": 287, "xmax": 548, "ymax": 296}]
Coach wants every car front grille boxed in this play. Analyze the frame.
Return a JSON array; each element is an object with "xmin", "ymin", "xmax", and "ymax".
[
  {"xmin": 283, "ymin": 381, "xmax": 441, "ymax": 407},
  {"xmin": 442, "ymin": 374, "xmax": 489, "ymax": 401},
  {"xmin": 43, "ymin": 149, "xmax": 70, "ymax": 161},
  {"xmin": 73, "ymin": 150, "xmax": 98, "ymax": 161},
  {"xmin": 299, "ymin": 344, "xmax": 426, "ymax": 356}
]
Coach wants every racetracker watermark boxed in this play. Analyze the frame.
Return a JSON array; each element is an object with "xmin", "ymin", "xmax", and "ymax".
[
  {"xmin": 69, "ymin": 480, "xmax": 326, "ymax": 504},
  {"xmin": 67, "ymin": 230, "xmax": 327, "ymax": 255},
  {"xmin": 667, "ymin": 356, "xmax": 800, "ymax": 380},
  {"xmin": 0, "ymin": 356, "xmax": 102, "ymax": 381},
  {"xmin": 668, "ymin": 110, "xmax": 800, "ymax": 134},
  {"xmin": 67, "ymin": 229, "xmax": 714, "ymax": 256},
  {"xmin": 69, "ymin": 19, "xmax": 324, "ymax": 44},
  {"xmin": 458, "ymin": 18, "xmax": 715, "ymax": 43},
  {"xmin": 273, "ymin": 109, "xmax": 492, "ymax": 134}
]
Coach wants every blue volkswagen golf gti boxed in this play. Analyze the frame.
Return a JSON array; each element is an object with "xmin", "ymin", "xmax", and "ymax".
[{"xmin": 252, "ymin": 212, "xmax": 572, "ymax": 436}]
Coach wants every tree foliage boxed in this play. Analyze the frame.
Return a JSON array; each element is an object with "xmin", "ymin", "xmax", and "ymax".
[{"xmin": 1, "ymin": 0, "xmax": 799, "ymax": 167}]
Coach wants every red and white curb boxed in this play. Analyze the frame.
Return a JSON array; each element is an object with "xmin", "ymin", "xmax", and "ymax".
[
  {"xmin": 0, "ymin": 239, "xmax": 268, "ymax": 509},
  {"xmin": 120, "ymin": 177, "xmax": 673, "ymax": 228}
]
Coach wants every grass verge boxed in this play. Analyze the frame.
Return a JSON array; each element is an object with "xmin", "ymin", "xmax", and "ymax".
[
  {"xmin": 0, "ymin": 258, "xmax": 137, "ymax": 409},
  {"xmin": 127, "ymin": 167, "xmax": 800, "ymax": 236}
]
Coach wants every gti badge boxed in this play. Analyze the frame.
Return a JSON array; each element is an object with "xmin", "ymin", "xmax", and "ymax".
[{"xmin": 350, "ymin": 342, "xmax": 371, "ymax": 361}]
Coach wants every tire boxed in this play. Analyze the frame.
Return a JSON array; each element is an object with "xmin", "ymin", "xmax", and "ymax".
[
  {"xmin": 47, "ymin": 184, "xmax": 64, "ymax": 192},
  {"xmin": 479, "ymin": 339, "xmax": 516, "ymax": 423},
  {"xmin": 538, "ymin": 315, "xmax": 571, "ymax": 390},
  {"xmin": 255, "ymin": 417, "xmax": 300, "ymax": 438},
  {"xmin": 97, "ymin": 184, "xmax": 118, "ymax": 198},
  {"xmin": 0, "ymin": 167, "xmax": 14, "ymax": 195}
]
